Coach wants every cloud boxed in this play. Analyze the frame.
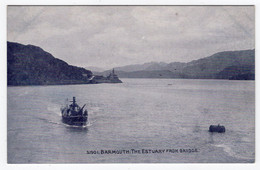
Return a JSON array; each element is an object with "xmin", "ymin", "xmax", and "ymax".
[{"xmin": 7, "ymin": 6, "xmax": 254, "ymax": 69}]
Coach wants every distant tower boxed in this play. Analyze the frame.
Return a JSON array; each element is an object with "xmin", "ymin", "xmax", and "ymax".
[{"xmin": 106, "ymin": 68, "xmax": 121, "ymax": 82}]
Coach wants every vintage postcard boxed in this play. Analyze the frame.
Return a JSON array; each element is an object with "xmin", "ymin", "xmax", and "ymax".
[{"xmin": 7, "ymin": 5, "xmax": 255, "ymax": 163}]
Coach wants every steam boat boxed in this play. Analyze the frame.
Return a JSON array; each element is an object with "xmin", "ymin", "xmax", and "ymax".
[{"xmin": 61, "ymin": 97, "xmax": 88, "ymax": 126}]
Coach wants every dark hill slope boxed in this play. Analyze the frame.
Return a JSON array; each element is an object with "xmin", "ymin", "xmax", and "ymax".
[
  {"xmin": 7, "ymin": 41, "xmax": 92, "ymax": 85},
  {"xmin": 216, "ymin": 65, "xmax": 255, "ymax": 80}
]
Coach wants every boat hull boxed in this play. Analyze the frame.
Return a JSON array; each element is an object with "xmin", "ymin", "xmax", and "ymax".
[
  {"xmin": 61, "ymin": 97, "xmax": 88, "ymax": 126},
  {"xmin": 62, "ymin": 116, "xmax": 87, "ymax": 126}
]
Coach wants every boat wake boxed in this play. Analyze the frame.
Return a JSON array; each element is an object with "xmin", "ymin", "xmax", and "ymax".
[
  {"xmin": 214, "ymin": 144, "xmax": 254, "ymax": 160},
  {"xmin": 48, "ymin": 120, "xmax": 63, "ymax": 126},
  {"xmin": 62, "ymin": 121, "xmax": 92, "ymax": 128},
  {"xmin": 47, "ymin": 105, "xmax": 62, "ymax": 116},
  {"xmin": 63, "ymin": 123, "xmax": 88, "ymax": 128},
  {"xmin": 88, "ymin": 106, "xmax": 101, "ymax": 115}
]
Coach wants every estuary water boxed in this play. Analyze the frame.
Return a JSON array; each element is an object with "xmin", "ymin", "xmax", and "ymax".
[{"xmin": 7, "ymin": 79, "xmax": 255, "ymax": 163}]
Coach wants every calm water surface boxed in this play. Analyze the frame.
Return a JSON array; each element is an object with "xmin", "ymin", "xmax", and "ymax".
[{"xmin": 7, "ymin": 79, "xmax": 255, "ymax": 163}]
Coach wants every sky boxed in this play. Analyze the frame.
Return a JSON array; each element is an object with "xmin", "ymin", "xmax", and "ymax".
[{"xmin": 7, "ymin": 6, "xmax": 255, "ymax": 69}]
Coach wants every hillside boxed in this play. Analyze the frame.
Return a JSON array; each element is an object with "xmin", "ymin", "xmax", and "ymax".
[
  {"xmin": 108, "ymin": 62, "xmax": 168, "ymax": 72},
  {"xmin": 97, "ymin": 49, "xmax": 255, "ymax": 80},
  {"xmin": 182, "ymin": 49, "xmax": 255, "ymax": 79},
  {"xmin": 7, "ymin": 41, "xmax": 93, "ymax": 85},
  {"xmin": 106, "ymin": 70, "xmax": 186, "ymax": 79}
]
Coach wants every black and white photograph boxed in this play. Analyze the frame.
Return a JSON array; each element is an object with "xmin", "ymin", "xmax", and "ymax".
[{"xmin": 5, "ymin": 5, "xmax": 255, "ymax": 164}]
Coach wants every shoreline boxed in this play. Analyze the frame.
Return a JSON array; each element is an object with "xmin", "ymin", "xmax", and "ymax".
[{"xmin": 7, "ymin": 77, "xmax": 255, "ymax": 87}]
